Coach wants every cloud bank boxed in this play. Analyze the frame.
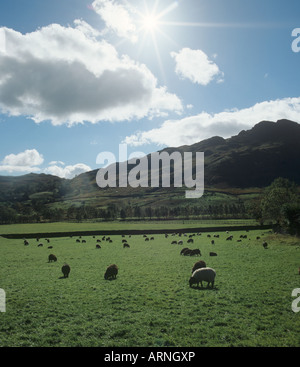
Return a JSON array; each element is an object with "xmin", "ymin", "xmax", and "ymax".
[
  {"xmin": 124, "ymin": 97, "xmax": 300, "ymax": 147},
  {"xmin": 0, "ymin": 22, "xmax": 182, "ymax": 126},
  {"xmin": 0, "ymin": 149, "xmax": 91, "ymax": 178}
]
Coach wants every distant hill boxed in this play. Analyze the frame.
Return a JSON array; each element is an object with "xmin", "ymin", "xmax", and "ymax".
[{"xmin": 1, "ymin": 119, "xmax": 300, "ymax": 209}]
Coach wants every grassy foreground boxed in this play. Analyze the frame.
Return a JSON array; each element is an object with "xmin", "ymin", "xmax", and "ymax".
[{"xmin": 0, "ymin": 228, "xmax": 299, "ymax": 347}]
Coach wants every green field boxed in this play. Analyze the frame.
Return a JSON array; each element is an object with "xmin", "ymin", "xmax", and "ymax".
[
  {"xmin": 0, "ymin": 219, "xmax": 259, "ymax": 235},
  {"xmin": 0, "ymin": 227, "xmax": 299, "ymax": 347}
]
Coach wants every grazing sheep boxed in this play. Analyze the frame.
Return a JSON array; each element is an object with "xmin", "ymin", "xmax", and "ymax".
[
  {"xmin": 104, "ymin": 264, "xmax": 118, "ymax": 280},
  {"xmin": 145, "ymin": 237, "xmax": 150, "ymax": 242},
  {"xmin": 178, "ymin": 240, "xmax": 183, "ymax": 245},
  {"xmin": 96, "ymin": 239, "xmax": 101, "ymax": 243},
  {"xmin": 180, "ymin": 248, "xmax": 190, "ymax": 255},
  {"xmin": 171, "ymin": 240, "xmax": 177, "ymax": 244},
  {"xmin": 24, "ymin": 240, "xmax": 29, "ymax": 246},
  {"xmin": 211, "ymin": 240, "xmax": 215, "ymax": 245},
  {"xmin": 189, "ymin": 267, "xmax": 216, "ymax": 288},
  {"xmin": 192, "ymin": 260, "xmax": 207, "ymax": 273},
  {"xmin": 209, "ymin": 252, "xmax": 217, "ymax": 256},
  {"xmin": 263, "ymin": 241, "xmax": 268, "ymax": 249},
  {"xmin": 96, "ymin": 244, "xmax": 101, "ymax": 249},
  {"xmin": 76, "ymin": 239, "xmax": 80, "ymax": 243},
  {"xmin": 123, "ymin": 243, "xmax": 130, "ymax": 248},
  {"xmin": 187, "ymin": 239, "xmax": 194, "ymax": 244},
  {"xmin": 62, "ymin": 264, "xmax": 71, "ymax": 278},
  {"xmin": 150, "ymin": 237, "xmax": 154, "ymax": 241},
  {"xmin": 190, "ymin": 249, "xmax": 201, "ymax": 256},
  {"xmin": 48, "ymin": 254, "xmax": 57, "ymax": 262},
  {"xmin": 82, "ymin": 240, "xmax": 86, "ymax": 243},
  {"xmin": 183, "ymin": 249, "xmax": 193, "ymax": 256},
  {"xmin": 226, "ymin": 236, "xmax": 233, "ymax": 241},
  {"xmin": 48, "ymin": 246, "xmax": 53, "ymax": 249},
  {"xmin": 38, "ymin": 243, "xmax": 43, "ymax": 247}
]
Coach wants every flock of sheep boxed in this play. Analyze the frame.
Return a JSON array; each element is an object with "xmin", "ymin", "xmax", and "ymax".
[{"xmin": 23, "ymin": 230, "xmax": 270, "ymax": 288}]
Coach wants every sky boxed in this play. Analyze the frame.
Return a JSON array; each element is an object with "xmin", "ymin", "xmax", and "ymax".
[{"xmin": 1, "ymin": 0, "xmax": 300, "ymax": 178}]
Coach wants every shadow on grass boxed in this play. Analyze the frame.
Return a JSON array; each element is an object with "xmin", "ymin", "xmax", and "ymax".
[{"xmin": 190, "ymin": 286, "xmax": 219, "ymax": 291}]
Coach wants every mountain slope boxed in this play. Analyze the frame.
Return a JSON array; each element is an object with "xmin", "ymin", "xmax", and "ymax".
[{"xmin": 1, "ymin": 119, "xmax": 300, "ymax": 206}]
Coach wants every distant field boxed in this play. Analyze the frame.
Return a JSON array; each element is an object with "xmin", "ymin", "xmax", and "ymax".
[
  {"xmin": 0, "ymin": 219, "xmax": 259, "ymax": 235},
  {"xmin": 0, "ymin": 229, "xmax": 299, "ymax": 347}
]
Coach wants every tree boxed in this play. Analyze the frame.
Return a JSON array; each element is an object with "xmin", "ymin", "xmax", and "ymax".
[{"xmin": 260, "ymin": 178, "xmax": 299, "ymax": 224}]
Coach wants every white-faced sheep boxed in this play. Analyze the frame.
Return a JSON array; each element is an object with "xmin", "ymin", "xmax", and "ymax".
[
  {"xmin": 189, "ymin": 267, "xmax": 216, "ymax": 288},
  {"xmin": 62, "ymin": 264, "xmax": 71, "ymax": 278},
  {"xmin": 104, "ymin": 264, "xmax": 118, "ymax": 280},
  {"xmin": 192, "ymin": 260, "xmax": 206, "ymax": 273}
]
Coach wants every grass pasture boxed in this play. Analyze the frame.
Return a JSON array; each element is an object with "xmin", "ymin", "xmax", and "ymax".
[{"xmin": 0, "ymin": 228, "xmax": 299, "ymax": 347}]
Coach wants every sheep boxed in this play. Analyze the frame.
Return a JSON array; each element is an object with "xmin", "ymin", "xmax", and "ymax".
[
  {"xmin": 187, "ymin": 239, "xmax": 194, "ymax": 244},
  {"xmin": 38, "ymin": 243, "xmax": 43, "ymax": 247},
  {"xmin": 96, "ymin": 244, "xmax": 101, "ymax": 249},
  {"xmin": 123, "ymin": 243, "xmax": 130, "ymax": 248},
  {"xmin": 171, "ymin": 240, "xmax": 177, "ymax": 244},
  {"xmin": 178, "ymin": 240, "xmax": 183, "ymax": 245},
  {"xmin": 104, "ymin": 264, "xmax": 118, "ymax": 280},
  {"xmin": 192, "ymin": 260, "xmax": 207, "ymax": 273},
  {"xmin": 211, "ymin": 240, "xmax": 215, "ymax": 245},
  {"xmin": 183, "ymin": 249, "xmax": 193, "ymax": 256},
  {"xmin": 48, "ymin": 246, "xmax": 53, "ymax": 249},
  {"xmin": 62, "ymin": 264, "xmax": 71, "ymax": 278},
  {"xmin": 24, "ymin": 240, "xmax": 29, "ymax": 246},
  {"xmin": 209, "ymin": 252, "xmax": 217, "ymax": 256},
  {"xmin": 189, "ymin": 249, "xmax": 201, "ymax": 256},
  {"xmin": 76, "ymin": 239, "xmax": 80, "ymax": 243},
  {"xmin": 48, "ymin": 254, "xmax": 57, "ymax": 262},
  {"xmin": 189, "ymin": 267, "xmax": 216, "ymax": 288},
  {"xmin": 180, "ymin": 248, "xmax": 190, "ymax": 255},
  {"xmin": 263, "ymin": 241, "xmax": 268, "ymax": 249}
]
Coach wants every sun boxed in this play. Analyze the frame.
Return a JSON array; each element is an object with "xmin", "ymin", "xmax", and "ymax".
[{"xmin": 142, "ymin": 14, "xmax": 159, "ymax": 32}]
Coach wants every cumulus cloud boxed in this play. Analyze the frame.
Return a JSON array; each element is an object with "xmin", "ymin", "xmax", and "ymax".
[
  {"xmin": 123, "ymin": 97, "xmax": 300, "ymax": 147},
  {"xmin": 44, "ymin": 163, "xmax": 92, "ymax": 179},
  {"xmin": 0, "ymin": 149, "xmax": 44, "ymax": 173},
  {"xmin": 170, "ymin": 48, "xmax": 224, "ymax": 85},
  {"xmin": 0, "ymin": 148, "xmax": 91, "ymax": 178},
  {"xmin": 0, "ymin": 22, "xmax": 182, "ymax": 125},
  {"xmin": 91, "ymin": 0, "xmax": 138, "ymax": 43}
]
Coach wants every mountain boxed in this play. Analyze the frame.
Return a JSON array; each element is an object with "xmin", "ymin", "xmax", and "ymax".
[
  {"xmin": 1, "ymin": 119, "xmax": 300, "ymax": 209},
  {"xmin": 192, "ymin": 119, "xmax": 300, "ymax": 188}
]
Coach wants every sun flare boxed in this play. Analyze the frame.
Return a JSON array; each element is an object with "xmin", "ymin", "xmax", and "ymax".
[{"xmin": 142, "ymin": 14, "xmax": 159, "ymax": 32}]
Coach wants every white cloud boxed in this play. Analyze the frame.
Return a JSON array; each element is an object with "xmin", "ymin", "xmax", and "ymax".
[
  {"xmin": 170, "ymin": 48, "xmax": 224, "ymax": 85},
  {"xmin": 0, "ymin": 22, "xmax": 182, "ymax": 126},
  {"xmin": 44, "ymin": 163, "xmax": 91, "ymax": 179},
  {"xmin": 91, "ymin": 0, "xmax": 138, "ymax": 43},
  {"xmin": 0, "ymin": 149, "xmax": 44, "ymax": 173},
  {"xmin": 123, "ymin": 97, "xmax": 300, "ymax": 147}
]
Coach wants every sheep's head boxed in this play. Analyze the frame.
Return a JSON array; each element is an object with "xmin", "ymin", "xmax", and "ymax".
[{"xmin": 189, "ymin": 276, "xmax": 196, "ymax": 287}]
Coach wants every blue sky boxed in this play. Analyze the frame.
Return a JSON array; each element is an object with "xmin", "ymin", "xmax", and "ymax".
[{"xmin": 0, "ymin": 0, "xmax": 300, "ymax": 178}]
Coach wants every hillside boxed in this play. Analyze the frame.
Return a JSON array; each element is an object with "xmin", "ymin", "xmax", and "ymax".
[{"xmin": 0, "ymin": 119, "xmax": 300, "ymax": 222}]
